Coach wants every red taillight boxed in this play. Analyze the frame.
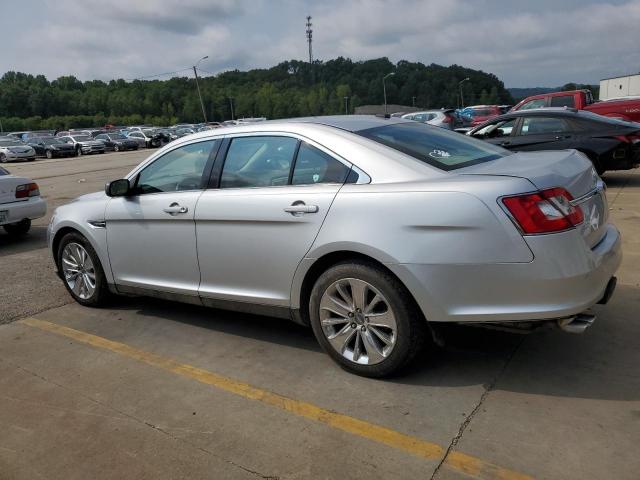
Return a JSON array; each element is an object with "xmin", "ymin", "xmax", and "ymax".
[
  {"xmin": 502, "ymin": 187, "xmax": 583, "ymax": 234},
  {"xmin": 615, "ymin": 135, "xmax": 631, "ymax": 143},
  {"xmin": 15, "ymin": 183, "xmax": 40, "ymax": 199}
]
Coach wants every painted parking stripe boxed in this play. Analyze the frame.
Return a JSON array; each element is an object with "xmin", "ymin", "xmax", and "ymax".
[{"xmin": 19, "ymin": 317, "xmax": 532, "ymax": 480}]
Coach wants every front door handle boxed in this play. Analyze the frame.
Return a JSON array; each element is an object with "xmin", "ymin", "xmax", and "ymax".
[
  {"xmin": 163, "ymin": 203, "xmax": 188, "ymax": 215},
  {"xmin": 284, "ymin": 202, "xmax": 319, "ymax": 215}
]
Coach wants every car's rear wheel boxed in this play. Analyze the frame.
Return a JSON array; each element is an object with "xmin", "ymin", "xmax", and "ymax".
[
  {"xmin": 58, "ymin": 232, "xmax": 110, "ymax": 307},
  {"xmin": 309, "ymin": 261, "xmax": 427, "ymax": 377},
  {"xmin": 3, "ymin": 219, "xmax": 31, "ymax": 236}
]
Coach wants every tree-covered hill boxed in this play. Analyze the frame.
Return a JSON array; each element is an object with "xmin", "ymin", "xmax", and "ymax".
[{"xmin": 0, "ymin": 57, "xmax": 513, "ymax": 131}]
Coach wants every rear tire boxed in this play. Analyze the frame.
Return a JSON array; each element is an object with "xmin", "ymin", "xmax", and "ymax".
[
  {"xmin": 3, "ymin": 219, "xmax": 31, "ymax": 236},
  {"xmin": 309, "ymin": 260, "xmax": 427, "ymax": 377},
  {"xmin": 57, "ymin": 232, "xmax": 111, "ymax": 307}
]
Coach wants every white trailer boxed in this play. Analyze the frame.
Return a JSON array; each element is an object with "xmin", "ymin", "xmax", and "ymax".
[{"xmin": 599, "ymin": 74, "xmax": 640, "ymax": 100}]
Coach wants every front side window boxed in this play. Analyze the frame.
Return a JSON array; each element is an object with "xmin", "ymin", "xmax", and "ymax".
[
  {"xmin": 549, "ymin": 95, "xmax": 575, "ymax": 108},
  {"xmin": 357, "ymin": 122, "xmax": 510, "ymax": 171},
  {"xmin": 135, "ymin": 140, "xmax": 217, "ymax": 194},
  {"xmin": 292, "ymin": 143, "xmax": 350, "ymax": 185},
  {"xmin": 520, "ymin": 117, "xmax": 572, "ymax": 135},
  {"xmin": 220, "ymin": 136, "xmax": 298, "ymax": 188},
  {"xmin": 519, "ymin": 99, "xmax": 546, "ymax": 110}
]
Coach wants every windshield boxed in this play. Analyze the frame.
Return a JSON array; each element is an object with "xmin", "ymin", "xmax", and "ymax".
[
  {"xmin": 109, "ymin": 133, "xmax": 126, "ymax": 139},
  {"xmin": 142, "ymin": 129, "xmax": 155, "ymax": 136},
  {"xmin": 42, "ymin": 137, "xmax": 63, "ymax": 145},
  {"xmin": 73, "ymin": 135, "xmax": 92, "ymax": 141},
  {"xmin": 357, "ymin": 122, "xmax": 511, "ymax": 171}
]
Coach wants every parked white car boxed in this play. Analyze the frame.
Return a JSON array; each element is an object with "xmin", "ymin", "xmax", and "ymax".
[
  {"xmin": 0, "ymin": 138, "xmax": 36, "ymax": 163},
  {"xmin": 0, "ymin": 166, "xmax": 46, "ymax": 235}
]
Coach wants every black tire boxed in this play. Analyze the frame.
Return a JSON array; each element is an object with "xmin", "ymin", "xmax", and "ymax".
[
  {"xmin": 57, "ymin": 232, "xmax": 111, "ymax": 307},
  {"xmin": 46, "ymin": 150, "xmax": 53, "ymax": 159},
  {"xmin": 3, "ymin": 219, "xmax": 31, "ymax": 236},
  {"xmin": 309, "ymin": 260, "xmax": 427, "ymax": 377},
  {"xmin": 76, "ymin": 146, "xmax": 82, "ymax": 157},
  {"xmin": 0, "ymin": 153, "xmax": 7, "ymax": 163}
]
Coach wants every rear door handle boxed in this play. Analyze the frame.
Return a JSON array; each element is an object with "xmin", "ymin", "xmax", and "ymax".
[
  {"xmin": 163, "ymin": 203, "xmax": 188, "ymax": 215},
  {"xmin": 284, "ymin": 202, "xmax": 319, "ymax": 215}
]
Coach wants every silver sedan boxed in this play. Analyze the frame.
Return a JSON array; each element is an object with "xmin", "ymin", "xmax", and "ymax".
[{"xmin": 47, "ymin": 116, "xmax": 621, "ymax": 377}]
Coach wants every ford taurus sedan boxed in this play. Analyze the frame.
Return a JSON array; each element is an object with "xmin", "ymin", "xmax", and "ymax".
[{"xmin": 47, "ymin": 116, "xmax": 621, "ymax": 377}]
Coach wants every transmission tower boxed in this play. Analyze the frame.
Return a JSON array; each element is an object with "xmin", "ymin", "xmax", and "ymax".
[{"xmin": 306, "ymin": 16, "xmax": 313, "ymax": 64}]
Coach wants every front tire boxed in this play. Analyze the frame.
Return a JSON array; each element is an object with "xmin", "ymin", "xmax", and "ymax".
[
  {"xmin": 309, "ymin": 261, "xmax": 427, "ymax": 377},
  {"xmin": 3, "ymin": 219, "xmax": 31, "ymax": 236},
  {"xmin": 76, "ymin": 147, "xmax": 82, "ymax": 157},
  {"xmin": 114, "ymin": 144, "xmax": 120, "ymax": 152},
  {"xmin": 0, "ymin": 153, "xmax": 7, "ymax": 163},
  {"xmin": 46, "ymin": 150, "xmax": 53, "ymax": 159},
  {"xmin": 57, "ymin": 232, "xmax": 110, "ymax": 307}
]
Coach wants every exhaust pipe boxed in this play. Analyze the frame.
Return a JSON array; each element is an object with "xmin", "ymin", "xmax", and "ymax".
[{"xmin": 557, "ymin": 314, "xmax": 596, "ymax": 334}]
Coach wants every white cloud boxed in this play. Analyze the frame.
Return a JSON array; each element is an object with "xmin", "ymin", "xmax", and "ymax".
[{"xmin": 2, "ymin": 0, "xmax": 639, "ymax": 86}]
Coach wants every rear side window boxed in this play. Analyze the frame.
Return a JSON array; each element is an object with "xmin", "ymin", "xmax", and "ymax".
[
  {"xmin": 549, "ymin": 95, "xmax": 575, "ymax": 108},
  {"xmin": 519, "ymin": 99, "xmax": 546, "ymax": 110},
  {"xmin": 358, "ymin": 122, "xmax": 510, "ymax": 171},
  {"xmin": 220, "ymin": 136, "xmax": 298, "ymax": 188},
  {"xmin": 292, "ymin": 143, "xmax": 350, "ymax": 185},
  {"xmin": 520, "ymin": 117, "xmax": 572, "ymax": 135}
]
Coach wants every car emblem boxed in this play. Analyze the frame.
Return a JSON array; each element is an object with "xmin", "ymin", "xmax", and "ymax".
[{"xmin": 588, "ymin": 205, "xmax": 600, "ymax": 231}]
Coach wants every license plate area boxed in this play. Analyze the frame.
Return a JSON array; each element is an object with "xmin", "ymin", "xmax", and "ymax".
[{"xmin": 0, "ymin": 210, "xmax": 8, "ymax": 223}]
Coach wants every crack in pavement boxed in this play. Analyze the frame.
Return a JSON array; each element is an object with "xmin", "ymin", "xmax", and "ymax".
[
  {"xmin": 430, "ymin": 336, "xmax": 526, "ymax": 480},
  {"xmin": 1, "ymin": 358, "xmax": 279, "ymax": 480}
]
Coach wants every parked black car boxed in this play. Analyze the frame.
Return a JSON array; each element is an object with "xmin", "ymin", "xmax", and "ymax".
[
  {"xmin": 27, "ymin": 136, "xmax": 76, "ymax": 159},
  {"xmin": 468, "ymin": 108, "xmax": 640, "ymax": 174},
  {"xmin": 94, "ymin": 133, "xmax": 139, "ymax": 152}
]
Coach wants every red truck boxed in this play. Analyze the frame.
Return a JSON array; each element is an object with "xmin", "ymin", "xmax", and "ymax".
[{"xmin": 511, "ymin": 89, "xmax": 640, "ymax": 122}]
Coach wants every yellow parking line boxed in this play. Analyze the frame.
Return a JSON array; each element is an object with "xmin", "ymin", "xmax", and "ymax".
[{"xmin": 19, "ymin": 317, "xmax": 531, "ymax": 480}]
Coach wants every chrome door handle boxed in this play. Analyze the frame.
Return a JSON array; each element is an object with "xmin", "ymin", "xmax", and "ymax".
[
  {"xmin": 163, "ymin": 203, "xmax": 188, "ymax": 215},
  {"xmin": 284, "ymin": 202, "xmax": 319, "ymax": 215}
]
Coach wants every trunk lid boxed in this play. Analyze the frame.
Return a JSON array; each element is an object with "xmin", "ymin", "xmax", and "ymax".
[{"xmin": 459, "ymin": 149, "xmax": 608, "ymax": 247}]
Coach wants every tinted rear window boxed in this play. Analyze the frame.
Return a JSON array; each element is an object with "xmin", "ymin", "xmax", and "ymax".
[{"xmin": 357, "ymin": 122, "xmax": 511, "ymax": 171}]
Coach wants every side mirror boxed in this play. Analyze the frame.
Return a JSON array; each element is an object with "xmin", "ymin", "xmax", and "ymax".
[{"xmin": 105, "ymin": 178, "xmax": 131, "ymax": 197}]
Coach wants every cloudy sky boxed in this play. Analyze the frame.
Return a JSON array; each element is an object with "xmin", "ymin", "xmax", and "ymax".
[{"xmin": 3, "ymin": 0, "xmax": 640, "ymax": 87}]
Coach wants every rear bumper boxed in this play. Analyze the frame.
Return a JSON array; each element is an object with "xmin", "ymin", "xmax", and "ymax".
[
  {"xmin": 0, "ymin": 197, "xmax": 47, "ymax": 225},
  {"xmin": 390, "ymin": 223, "xmax": 622, "ymax": 323}
]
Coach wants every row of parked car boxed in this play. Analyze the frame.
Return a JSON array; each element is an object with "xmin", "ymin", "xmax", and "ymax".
[
  {"xmin": 0, "ymin": 122, "xmax": 224, "ymax": 163},
  {"xmin": 396, "ymin": 89, "xmax": 640, "ymax": 174}
]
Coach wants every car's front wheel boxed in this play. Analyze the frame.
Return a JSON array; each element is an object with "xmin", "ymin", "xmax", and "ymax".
[
  {"xmin": 46, "ymin": 150, "xmax": 53, "ymax": 159},
  {"xmin": 57, "ymin": 232, "xmax": 110, "ymax": 306},
  {"xmin": 309, "ymin": 261, "xmax": 427, "ymax": 377}
]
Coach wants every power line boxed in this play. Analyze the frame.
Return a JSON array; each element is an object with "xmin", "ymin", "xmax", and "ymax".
[{"xmin": 126, "ymin": 68, "xmax": 192, "ymax": 81}]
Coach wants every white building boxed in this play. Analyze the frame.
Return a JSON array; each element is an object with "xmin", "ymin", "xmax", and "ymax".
[{"xmin": 599, "ymin": 74, "xmax": 640, "ymax": 100}]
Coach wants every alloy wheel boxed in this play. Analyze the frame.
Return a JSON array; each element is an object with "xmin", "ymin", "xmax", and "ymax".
[
  {"xmin": 319, "ymin": 278, "xmax": 397, "ymax": 365},
  {"xmin": 61, "ymin": 242, "xmax": 96, "ymax": 300}
]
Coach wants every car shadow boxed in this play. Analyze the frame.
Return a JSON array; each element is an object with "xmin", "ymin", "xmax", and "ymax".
[
  {"xmin": 100, "ymin": 284, "xmax": 640, "ymax": 403},
  {"xmin": 0, "ymin": 226, "xmax": 48, "ymax": 257}
]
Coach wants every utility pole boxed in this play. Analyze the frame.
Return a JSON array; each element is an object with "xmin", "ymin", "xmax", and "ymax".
[
  {"xmin": 306, "ymin": 16, "xmax": 313, "ymax": 64},
  {"xmin": 229, "ymin": 97, "xmax": 235, "ymax": 121},
  {"xmin": 412, "ymin": 96, "xmax": 416, "ymax": 108},
  {"xmin": 193, "ymin": 56, "xmax": 209, "ymax": 123},
  {"xmin": 383, "ymin": 72, "xmax": 395, "ymax": 114},
  {"xmin": 343, "ymin": 96, "xmax": 349, "ymax": 114}
]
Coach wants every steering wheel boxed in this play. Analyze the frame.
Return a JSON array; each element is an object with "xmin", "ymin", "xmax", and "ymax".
[{"xmin": 175, "ymin": 176, "xmax": 202, "ymax": 191}]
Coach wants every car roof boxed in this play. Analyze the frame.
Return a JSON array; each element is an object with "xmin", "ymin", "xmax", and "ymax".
[{"xmin": 274, "ymin": 115, "xmax": 410, "ymax": 132}]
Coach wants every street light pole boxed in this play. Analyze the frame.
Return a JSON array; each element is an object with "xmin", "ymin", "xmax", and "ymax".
[
  {"xmin": 229, "ymin": 97, "xmax": 235, "ymax": 121},
  {"xmin": 383, "ymin": 72, "xmax": 395, "ymax": 114},
  {"xmin": 458, "ymin": 77, "xmax": 470, "ymax": 108},
  {"xmin": 344, "ymin": 96, "xmax": 349, "ymax": 115},
  {"xmin": 193, "ymin": 56, "xmax": 209, "ymax": 123}
]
